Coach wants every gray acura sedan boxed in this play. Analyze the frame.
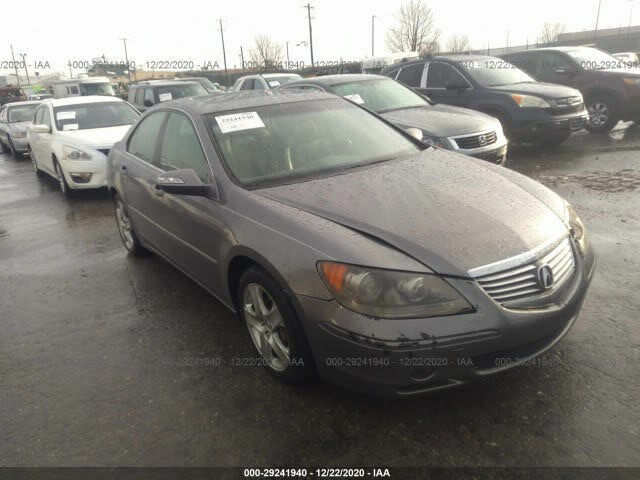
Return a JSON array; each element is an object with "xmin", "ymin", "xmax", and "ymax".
[{"xmin": 107, "ymin": 91, "xmax": 595, "ymax": 397}]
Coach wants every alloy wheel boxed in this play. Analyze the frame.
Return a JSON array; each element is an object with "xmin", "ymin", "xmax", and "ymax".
[
  {"xmin": 115, "ymin": 198, "xmax": 135, "ymax": 251},
  {"xmin": 588, "ymin": 102, "xmax": 609, "ymax": 128},
  {"xmin": 243, "ymin": 283, "xmax": 290, "ymax": 371}
]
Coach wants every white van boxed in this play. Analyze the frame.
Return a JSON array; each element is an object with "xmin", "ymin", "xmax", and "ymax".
[
  {"xmin": 362, "ymin": 52, "xmax": 420, "ymax": 75},
  {"xmin": 48, "ymin": 76, "xmax": 115, "ymax": 99}
]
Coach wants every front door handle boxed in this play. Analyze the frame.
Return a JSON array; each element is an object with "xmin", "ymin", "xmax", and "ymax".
[{"xmin": 120, "ymin": 165, "xmax": 128, "ymax": 176}]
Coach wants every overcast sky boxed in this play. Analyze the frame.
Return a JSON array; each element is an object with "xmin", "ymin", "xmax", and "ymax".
[{"xmin": 0, "ymin": 0, "xmax": 636, "ymax": 76}]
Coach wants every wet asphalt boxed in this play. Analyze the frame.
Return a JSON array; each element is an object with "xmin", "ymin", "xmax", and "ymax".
[{"xmin": 0, "ymin": 123, "xmax": 639, "ymax": 468}]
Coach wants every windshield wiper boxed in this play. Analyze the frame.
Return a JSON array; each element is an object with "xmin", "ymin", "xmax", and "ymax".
[{"xmin": 377, "ymin": 104, "xmax": 426, "ymax": 114}]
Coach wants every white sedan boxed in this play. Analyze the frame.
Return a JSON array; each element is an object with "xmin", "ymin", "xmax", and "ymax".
[{"xmin": 27, "ymin": 96, "xmax": 140, "ymax": 197}]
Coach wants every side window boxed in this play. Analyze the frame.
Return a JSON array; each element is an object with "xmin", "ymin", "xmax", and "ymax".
[
  {"xmin": 144, "ymin": 88, "xmax": 155, "ymax": 106},
  {"xmin": 426, "ymin": 62, "xmax": 468, "ymax": 88},
  {"xmin": 127, "ymin": 112, "xmax": 165, "ymax": 164},
  {"xmin": 240, "ymin": 79, "xmax": 255, "ymax": 90},
  {"xmin": 385, "ymin": 68, "xmax": 400, "ymax": 80},
  {"xmin": 41, "ymin": 108, "xmax": 52, "ymax": 129},
  {"xmin": 253, "ymin": 79, "xmax": 266, "ymax": 90},
  {"xmin": 396, "ymin": 63, "xmax": 424, "ymax": 87},
  {"xmin": 34, "ymin": 107, "xmax": 44, "ymax": 125},
  {"xmin": 538, "ymin": 52, "xmax": 572, "ymax": 77},
  {"xmin": 135, "ymin": 88, "xmax": 144, "ymax": 105},
  {"xmin": 158, "ymin": 112, "xmax": 209, "ymax": 182},
  {"xmin": 69, "ymin": 86, "xmax": 79, "ymax": 95}
]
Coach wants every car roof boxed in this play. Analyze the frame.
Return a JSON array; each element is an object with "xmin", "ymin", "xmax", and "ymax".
[
  {"xmin": 261, "ymin": 73, "xmax": 301, "ymax": 78},
  {"xmin": 131, "ymin": 80, "xmax": 200, "ymax": 87},
  {"xmin": 47, "ymin": 96, "xmax": 126, "ymax": 107},
  {"xmin": 3, "ymin": 100, "xmax": 42, "ymax": 107},
  {"xmin": 504, "ymin": 46, "xmax": 598, "ymax": 54},
  {"xmin": 154, "ymin": 90, "xmax": 336, "ymax": 115},
  {"xmin": 286, "ymin": 74, "xmax": 386, "ymax": 87}
]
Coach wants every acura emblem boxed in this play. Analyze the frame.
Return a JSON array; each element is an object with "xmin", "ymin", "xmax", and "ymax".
[
  {"xmin": 536, "ymin": 264, "xmax": 554, "ymax": 290},
  {"xmin": 478, "ymin": 135, "xmax": 486, "ymax": 145}
]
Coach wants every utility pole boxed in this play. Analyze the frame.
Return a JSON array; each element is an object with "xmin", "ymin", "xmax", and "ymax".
[
  {"xmin": 240, "ymin": 46, "xmax": 245, "ymax": 70},
  {"xmin": 10, "ymin": 45, "xmax": 21, "ymax": 89},
  {"xmin": 68, "ymin": 65, "xmax": 73, "ymax": 79},
  {"xmin": 371, "ymin": 15, "xmax": 376, "ymax": 56},
  {"xmin": 121, "ymin": 38, "xmax": 132, "ymax": 84},
  {"xmin": 19, "ymin": 53, "xmax": 30, "ymax": 85},
  {"xmin": 219, "ymin": 19, "xmax": 228, "ymax": 84},
  {"xmin": 304, "ymin": 3, "xmax": 315, "ymax": 67},
  {"xmin": 594, "ymin": 0, "xmax": 602, "ymax": 43}
]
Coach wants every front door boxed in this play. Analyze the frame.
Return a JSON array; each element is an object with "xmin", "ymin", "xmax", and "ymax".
[{"xmin": 419, "ymin": 61, "xmax": 474, "ymax": 107}]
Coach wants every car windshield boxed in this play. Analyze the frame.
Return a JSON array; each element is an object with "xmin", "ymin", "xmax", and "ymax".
[
  {"xmin": 264, "ymin": 75, "xmax": 302, "ymax": 87},
  {"xmin": 459, "ymin": 59, "xmax": 535, "ymax": 86},
  {"xmin": 330, "ymin": 78, "xmax": 426, "ymax": 113},
  {"xmin": 53, "ymin": 102, "xmax": 140, "ymax": 131},
  {"xmin": 8, "ymin": 104, "xmax": 38, "ymax": 123},
  {"xmin": 156, "ymin": 83, "xmax": 208, "ymax": 101},
  {"xmin": 566, "ymin": 48, "xmax": 624, "ymax": 70},
  {"xmin": 207, "ymin": 98, "xmax": 421, "ymax": 187},
  {"xmin": 78, "ymin": 83, "xmax": 115, "ymax": 96}
]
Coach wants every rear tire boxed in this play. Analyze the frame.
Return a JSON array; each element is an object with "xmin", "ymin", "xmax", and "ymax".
[
  {"xmin": 0, "ymin": 140, "xmax": 7, "ymax": 154},
  {"xmin": 238, "ymin": 266, "xmax": 315, "ymax": 384},
  {"xmin": 114, "ymin": 192, "xmax": 147, "ymax": 256},
  {"xmin": 8, "ymin": 139, "xmax": 18, "ymax": 159},
  {"xmin": 585, "ymin": 94, "xmax": 619, "ymax": 132}
]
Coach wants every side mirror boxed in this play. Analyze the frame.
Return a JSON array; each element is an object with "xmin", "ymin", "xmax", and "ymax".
[
  {"xmin": 405, "ymin": 127, "xmax": 423, "ymax": 141},
  {"xmin": 155, "ymin": 169, "xmax": 217, "ymax": 198},
  {"xmin": 30, "ymin": 124, "xmax": 50, "ymax": 134},
  {"xmin": 144, "ymin": 100, "xmax": 154, "ymax": 107},
  {"xmin": 445, "ymin": 82, "xmax": 470, "ymax": 91}
]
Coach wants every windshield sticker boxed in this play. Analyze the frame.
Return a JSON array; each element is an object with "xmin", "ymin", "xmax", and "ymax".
[
  {"xmin": 215, "ymin": 111, "xmax": 265, "ymax": 133},
  {"xmin": 268, "ymin": 80, "xmax": 281, "ymax": 87},
  {"xmin": 56, "ymin": 111, "xmax": 76, "ymax": 120},
  {"xmin": 158, "ymin": 92, "xmax": 172, "ymax": 102},
  {"xmin": 343, "ymin": 94, "xmax": 364, "ymax": 104},
  {"xmin": 62, "ymin": 123, "xmax": 79, "ymax": 131}
]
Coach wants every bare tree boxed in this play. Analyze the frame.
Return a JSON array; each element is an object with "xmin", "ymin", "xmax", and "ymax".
[
  {"xmin": 386, "ymin": 0, "xmax": 440, "ymax": 55},
  {"xmin": 446, "ymin": 34, "xmax": 471, "ymax": 53},
  {"xmin": 540, "ymin": 22, "xmax": 566, "ymax": 44},
  {"xmin": 249, "ymin": 34, "xmax": 284, "ymax": 68}
]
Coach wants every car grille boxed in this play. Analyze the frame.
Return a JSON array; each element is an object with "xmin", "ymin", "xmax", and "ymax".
[
  {"xmin": 470, "ymin": 237, "xmax": 575, "ymax": 304},
  {"xmin": 454, "ymin": 131, "xmax": 497, "ymax": 149},
  {"xmin": 549, "ymin": 103, "xmax": 584, "ymax": 115},
  {"xmin": 98, "ymin": 149, "xmax": 110, "ymax": 157}
]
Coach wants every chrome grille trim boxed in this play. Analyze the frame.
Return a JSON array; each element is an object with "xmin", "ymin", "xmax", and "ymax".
[
  {"xmin": 469, "ymin": 235, "xmax": 576, "ymax": 304},
  {"xmin": 453, "ymin": 130, "xmax": 497, "ymax": 149}
]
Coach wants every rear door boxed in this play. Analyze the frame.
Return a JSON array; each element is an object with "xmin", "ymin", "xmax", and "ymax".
[
  {"xmin": 419, "ymin": 61, "xmax": 474, "ymax": 107},
  {"xmin": 120, "ymin": 110, "xmax": 168, "ymax": 248}
]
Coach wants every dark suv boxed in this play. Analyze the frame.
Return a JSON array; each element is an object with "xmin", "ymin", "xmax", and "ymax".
[
  {"xmin": 501, "ymin": 47, "xmax": 640, "ymax": 132},
  {"xmin": 127, "ymin": 80, "xmax": 208, "ymax": 112},
  {"xmin": 381, "ymin": 55, "xmax": 589, "ymax": 145}
]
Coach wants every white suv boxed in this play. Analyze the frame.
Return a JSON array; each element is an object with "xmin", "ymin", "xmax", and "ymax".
[
  {"xmin": 27, "ymin": 96, "xmax": 140, "ymax": 197},
  {"xmin": 231, "ymin": 73, "xmax": 302, "ymax": 92}
]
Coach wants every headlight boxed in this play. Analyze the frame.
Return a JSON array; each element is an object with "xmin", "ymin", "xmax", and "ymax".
[
  {"xmin": 510, "ymin": 94, "xmax": 551, "ymax": 108},
  {"xmin": 565, "ymin": 203, "xmax": 588, "ymax": 256},
  {"xmin": 61, "ymin": 144, "xmax": 92, "ymax": 161},
  {"xmin": 12, "ymin": 130, "xmax": 26, "ymax": 138},
  {"xmin": 422, "ymin": 135, "xmax": 446, "ymax": 149},
  {"xmin": 623, "ymin": 77, "xmax": 640, "ymax": 86},
  {"xmin": 317, "ymin": 261, "xmax": 474, "ymax": 319}
]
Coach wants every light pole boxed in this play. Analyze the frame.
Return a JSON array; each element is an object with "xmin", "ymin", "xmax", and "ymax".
[
  {"xmin": 219, "ymin": 19, "xmax": 228, "ymax": 84},
  {"xmin": 9, "ymin": 45, "xmax": 21, "ymax": 89},
  {"xmin": 286, "ymin": 41, "xmax": 290, "ymax": 69},
  {"xmin": 304, "ymin": 3, "xmax": 315, "ymax": 67},
  {"xmin": 594, "ymin": 0, "xmax": 602, "ymax": 43},
  {"xmin": 121, "ymin": 38, "xmax": 131, "ymax": 84},
  {"xmin": 371, "ymin": 15, "xmax": 376, "ymax": 56}
]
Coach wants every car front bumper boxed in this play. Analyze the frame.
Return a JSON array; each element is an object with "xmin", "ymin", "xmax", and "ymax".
[
  {"xmin": 10, "ymin": 136, "xmax": 29, "ymax": 153},
  {"xmin": 511, "ymin": 110, "xmax": 589, "ymax": 140},
  {"xmin": 294, "ymin": 239, "xmax": 596, "ymax": 397},
  {"xmin": 60, "ymin": 156, "xmax": 108, "ymax": 190}
]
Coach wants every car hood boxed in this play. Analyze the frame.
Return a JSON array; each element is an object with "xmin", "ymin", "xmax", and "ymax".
[
  {"xmin": 256, "ymin": 151, "xmax": 569, "ymax": 276},
  {"xmin": 380, "ymin": 105, "xmax": 499, "ymax": 137},
  {"xmin": 55, "ymin": 125, "xmax": 132, "ymax": 147},
  {"xmin": 488, "ymin": 81, "xmax": 581, "ymax": 99}
]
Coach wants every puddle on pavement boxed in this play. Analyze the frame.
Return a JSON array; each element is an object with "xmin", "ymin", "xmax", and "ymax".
[{"xmin": 541, "ymin": 169, "xmax": 640, "ymax": 192}]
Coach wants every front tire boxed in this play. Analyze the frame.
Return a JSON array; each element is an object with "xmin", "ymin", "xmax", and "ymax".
[
  {"xmin": 238, "ymin": 266, "xmax": 315, "ymax": 384},
  {"xmin": 8, "ymin": 139, "xmax": 18, "ymax": 158},
  {"xmin": 585, "ymin": 95, "xmax": 619, "ymax": 132},
  {"xmin": 30, "ymin": 147, "xmax": 43, "ymax": 177},
  {"xmin": 114, "ymin": 192, "xmax": 146, "ymax": 256},
  {"xmin": 54, "ymin": 159, "xmax": 72, "ymax": 197}
]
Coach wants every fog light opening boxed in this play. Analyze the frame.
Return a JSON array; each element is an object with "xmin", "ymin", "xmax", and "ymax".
[{"xmin": 70, "ymin": 172, "xmax": 92, "ymax": 183}]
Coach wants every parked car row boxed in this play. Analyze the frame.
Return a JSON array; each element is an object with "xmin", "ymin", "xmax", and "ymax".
[{"xmin": 0, "ymin": 54, "xmax": 601, "ymax": 396}]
